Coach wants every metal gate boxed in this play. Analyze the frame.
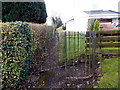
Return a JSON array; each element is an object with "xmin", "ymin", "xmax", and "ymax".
[{"xmin": 31, "ymin": 31, "xmax": 98, "ymax": 88}]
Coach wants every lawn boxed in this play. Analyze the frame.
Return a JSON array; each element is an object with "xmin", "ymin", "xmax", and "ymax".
[
  {"xmin": 94, "ymin": 57, "xmax": 119, "ymax": 88},
  {"xmin": 101, "ymin": 47, "xmax": 120, "ymax": 50},
  {"xmin": 58, "ymin": 31, "xmax": 86, "ymax": 62}
]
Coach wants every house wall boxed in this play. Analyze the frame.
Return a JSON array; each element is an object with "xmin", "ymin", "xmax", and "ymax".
[
  {"xmin": 88, "ymin": 18, "xmax": 118, "ymax": 26},
  {"xmin": 98, "ymin": 19, "xmax": 112, "ymax": 23},
  {"xmin": 66, "ymin": 18, "xmax": 88, "ymax": 32},
  {"xmin": 66, "ymin": 21, "xmax": 75, "ymax": 31}
]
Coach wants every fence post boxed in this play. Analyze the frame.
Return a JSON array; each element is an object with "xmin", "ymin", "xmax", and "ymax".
[
  {"xmin": 85, "ymin": 31, "xmax": 96, "ymax": 75},
  {"xmin": 77, "ymin": 32, "xmax": 79, "ymax": 56},
  {"xmin": 64, "ymin": 32, "xmax": 67, "ymax": 76},
  {"xmin": 97, "ymin": 31, "xmax": 103, "ymax": 61},
  {"xmin": 68, "ymin": 31, "xmax": 70, "ymax": 60},
  {"xmin": 73, "ymin": 32, "xmax": 76, "ymax": 74},
  {"xmin": 92, "ymin": 31, "xmax": 96, "ymax": 71},
  {"xmin": 64, "ymin": 32, "xmax": 67, "ymax": 60},
  {"xmin": 74, "ymin": 32, "xmax": 76, "ymax": 59},
  {"xmin": 85, "ymin": 32, "xmax": 88, "ymax": 75}
]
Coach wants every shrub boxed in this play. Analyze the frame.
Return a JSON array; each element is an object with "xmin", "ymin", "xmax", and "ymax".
[
  {"xmin": 93, "ymin": 19, "xmax": 100, "ymax": 31},
  {"xmin": 1, "ymin": 21, "xmax": 32, "ymax": 88},
  {"xmin": 1, "ymin": 22, "xmax": 54, "ymax": 89},
  {"xmin": 2, "ymin": 2, "xmax": 47, "ymax": 23}
]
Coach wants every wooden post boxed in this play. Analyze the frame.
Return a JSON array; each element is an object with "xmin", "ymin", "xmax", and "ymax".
[
  {"xmin": 97, "ymin": 31, "xmax": 103, "ymax": 61},
  {"xmin": 68, "ymin": 31, "xmax": 70, "ymax": 60},
  {"xmin": 78, "ymin": 32, "xmax": 79, "ymax": 55},
  {"xmin": 92, "ymin": 31, "xmax": 96, "ymax": 71},
  {"xmin": 63, "ymin": 32, "xmax": 67, "ymax": 60}
]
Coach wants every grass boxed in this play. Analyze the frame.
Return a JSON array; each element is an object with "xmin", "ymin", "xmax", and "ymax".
[
  {"xmin": 94, "ymin": 57, "xmax": 119, "ymax": 88},
  {"xmin": 58, "ymin": 31, "xmax": 86, "ymax": 62},
  {"xmin": 101, "ymin": 47, "xmax": 120, "ymax": 50}
]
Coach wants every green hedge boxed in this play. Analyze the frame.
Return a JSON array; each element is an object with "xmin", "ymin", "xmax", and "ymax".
[
  {"xmin": 1, "ymin": 21, "xmax": 54, "ymax": 89},
  {"xmin": 1, "ymin": 21, "xmax": 33, "ymax": 88},
  {"xmin": 28, "ymin": 23, "xmax": 54, "ymax": 56},
  {"xmin": 2, "ymin": 2, "xmax": 47, "ymax": 23}
]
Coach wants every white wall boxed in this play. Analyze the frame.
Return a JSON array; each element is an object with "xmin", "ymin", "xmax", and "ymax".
[
  {"xmin": 66, "ymin": 11, "xmax": 88, "ymax": 32},
  {"xmin": 66, "ymin": 21, "xmax": 75, "ymax": 31},
  {"xmin": 66, "ymin": 18, "xmax": 88, "ymax": 32}
]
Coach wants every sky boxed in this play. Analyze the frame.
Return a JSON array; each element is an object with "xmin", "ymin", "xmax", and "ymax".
[{"xmin": 44, "ymin": 0, "xmax": 120, "ymax": 31}]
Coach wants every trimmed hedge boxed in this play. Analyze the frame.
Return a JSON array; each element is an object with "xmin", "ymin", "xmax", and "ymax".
[
  {"xmin": 28, "ymin": 23, "xmax": 54, "ymax": 55},
  {"xmin": 1, "ymin": 21, "xmax": 33, "ymax": 88},
  {"xmin": 1, "ymin": 21, "xmax": 54, "ymax": 89},
  {"xmin": 2, "ymin": 2, "xmax": 47, "ymax": 23}
]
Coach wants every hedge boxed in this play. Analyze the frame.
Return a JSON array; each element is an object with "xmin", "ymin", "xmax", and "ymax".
[
  {"xmin": 1, "ymin": 21, "xmax": 33, "ymax": 88},
  {"xmin": 1, "ymin": 21, "xmax": 54, "ymax": 89},
  {"xmin": 2, "ymin": 2, "xmax": 47, "ymax": 23}
]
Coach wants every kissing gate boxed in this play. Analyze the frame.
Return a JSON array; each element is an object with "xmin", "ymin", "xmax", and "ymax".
[{"xmin": 32, "ymin": 30, "xmax": 98, "ymax": 88}]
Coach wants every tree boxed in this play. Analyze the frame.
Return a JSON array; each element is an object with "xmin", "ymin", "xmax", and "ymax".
[
  {"xmin": 2, "ymin": 2, "xmax": 47, "ymax": 23},
  {"xmin": 51, "ymin": 16, "xmax": 63, "ymax": 28},
  {"xmin": 88, "ymin": 19, "xmax": 100, "ymax": 31},
  {"xmin": 93, "ymin": 19, "xmax": 100, "ymax": 31},
  {"xmin": 88, "ymin": 19, "xmax": 95, "ymax": 31}
]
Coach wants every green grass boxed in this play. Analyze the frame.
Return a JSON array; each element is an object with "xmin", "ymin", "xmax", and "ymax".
[
  {"xmin": 101, "ymin": 47, "xmax": 120, "ymax": 50},
  {"xmin": 94, "ymin": 57, "xmax": 119, "ymax": 88},
  {"xmin": 58, "ymin": 31, "xmax": 86, "ymax": 62}
]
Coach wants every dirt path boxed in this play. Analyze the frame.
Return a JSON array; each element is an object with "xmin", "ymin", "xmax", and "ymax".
[
  {"xmin": 13, "ymin": 33, "xmax": 100, "ymax": 89},
  {"xmin": 14, "ymin": 60, "xmax": 99, "ymax": 89}
]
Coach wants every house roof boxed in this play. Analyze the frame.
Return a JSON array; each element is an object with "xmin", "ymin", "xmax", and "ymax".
[
  {"xmin": 84, "ymin": 10, "xmax": 120, "ymax": 19},
  {"xmin": 84, "ymin": 10, "xmax": 120, "ymax": 15}
]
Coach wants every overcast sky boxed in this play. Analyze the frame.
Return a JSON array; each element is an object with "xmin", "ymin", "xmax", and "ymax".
[{"xmin": 45, "ymin": 0, "xmax": 119, "ymax": 25}]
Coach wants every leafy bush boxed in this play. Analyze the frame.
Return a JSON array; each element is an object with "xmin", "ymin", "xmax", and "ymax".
[
  {"xmin": 2, "ymin": 2, "xmax": 47, "ymax": 23},
  {"xmin": 1, "ymin": 21, "xmax": 33, "ymax": 88},
  {"xmin": 1, "ymin": 22, "xmax": 54, "ymax": 89}
]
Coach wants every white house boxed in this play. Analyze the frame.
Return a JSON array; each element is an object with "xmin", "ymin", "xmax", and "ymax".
[
  {"xmin": 65, "ymin": 10, "xmax": 120, "ymax": 32},
  {"xmin": 84, "ymin": 10, "xmax": 120, "ymax": 26},
  {"xmin": 84, "ymin": 10, "xmax": 120, "ymax": 30}
]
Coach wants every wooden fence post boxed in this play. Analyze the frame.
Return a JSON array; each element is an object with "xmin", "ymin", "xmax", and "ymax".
[
  {"xmin": 64, "ymin": 32, "xmax": 67, "ymax": 75},
  {"xmin": 91, "ymin": 31, "xmax": 96, "ymax": 71},
  {"xmin": 68, "ymin": 31, "xmax": 70, "ymax": 60}
]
